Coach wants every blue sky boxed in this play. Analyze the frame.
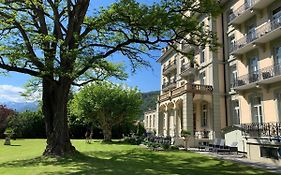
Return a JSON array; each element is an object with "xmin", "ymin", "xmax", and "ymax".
[{"xmin": 0, "ymin": 0, "xmax": 161, "ymax": 103}]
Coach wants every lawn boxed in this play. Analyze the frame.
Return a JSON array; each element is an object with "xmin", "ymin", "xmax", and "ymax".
[{"xmin": 0, "ymin": 139, "xmax": 277, "ymax": 175}]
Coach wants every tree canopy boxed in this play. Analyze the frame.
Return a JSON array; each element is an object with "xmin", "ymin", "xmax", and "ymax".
[{"xmin": 70, "ymin": 81, "xmax": 142, "ymax": 142}]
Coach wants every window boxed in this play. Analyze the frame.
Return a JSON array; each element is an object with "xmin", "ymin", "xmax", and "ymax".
[
  {"xmin": 232, "ymin": 100, "xmax": 240, "ymax": 125},
  {"xmin": 153, "ymin": 115, "xmax": 155, "ymax": 128},
  {"xmin": 200, "ymin": 48, "xmax": 205, "ymax": 63},
  {"xmin": 251, "ymin": 96, "xmax": 263, "ymax": 124},
  {"xmin": 276, "ymin": 46, "xmax": 281, "ymax": 65},
  {"xmin": 229, "ymin": 35, "xmax": 235, "ymax": 52},
  {"xmin": 245, "ymin": 0, "xmax": 253, "ymax": 7},
  {"xmin": 249, "ymin": 57, "xmax": 259, "ymax": 83},
  {"xmin": 201, "ymin": 104, "xmax": 208, "ymax": 127},
  {"xmin": 272, "ymin": 7, "xmax": 281, "ymax": 21},
  {"xmin": 200, "ymin": 71, "xmax": 206, "ymax": 85},
  {"xmin": 275, "ymin": 46, "xmax": 281, "ymax": 75},
  {"xmin": 230, "ymin": 65, "xmax": 237, "ymax": 88},
  {"xmin": 247, "ymin": 24, "xmax": 256, "ymax": 43},
  {"xmin": 272, "ymin": 7, "xmax": 281, "ymax": 29},
  {"xmin": 276, "ymin": 92, "xmax": 281, "ymax": 122}
]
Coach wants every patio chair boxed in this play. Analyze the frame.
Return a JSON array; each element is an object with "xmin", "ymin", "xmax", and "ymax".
[
  {"xmin": 216, "ymin": 141, "xmax": 238, "ymax": 154},
  {"xmin": 210, "ymin": 139, "xmax": 225, "ymax": 152},
  {"xmin": 199, "ymin": 138, "xmax": 220, "ymax": 151}
]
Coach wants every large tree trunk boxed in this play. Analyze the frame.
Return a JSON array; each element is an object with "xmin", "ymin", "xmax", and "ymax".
[
  {"xmin": 42, "ymin": 77, "xmax": 76, "ymax": 156},
  {"xmin": 102, "ymin": 124, "xmax": 112, "ymax": 142}
]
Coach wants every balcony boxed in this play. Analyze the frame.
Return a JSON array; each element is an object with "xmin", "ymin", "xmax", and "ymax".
[
  {"xmin": 232, "ymin": 64, "xmax": 281, "ymax": 90},
  {"xmin": 228, "ymin": 0, "xmax": 275, "ymax": 25},
  {"xmin": 159, "ymin": 83, "xmax": 213, "ymax": 102},
  {"xmin": 180, "ymin": 63, "xmax": 197, "ymax": 79},
  {"xmin": 241, "ymin": 122, "xmax": 281, "ymax": 141},
  {"xmin": 162, "ymin": 79, "xmax": 176, "ymax": 91},
  {"xmin": 230, "ymin": 16, "xmax": 281, "ymax": 55},
  {"xmin": 163, "ymin": 60, "xmax": 177, "ymax": 76}
]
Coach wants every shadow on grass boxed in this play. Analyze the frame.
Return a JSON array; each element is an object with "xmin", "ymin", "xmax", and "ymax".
[{"xmin": 0, "ymin": 148, "xmax": 276, "ymax": 175}]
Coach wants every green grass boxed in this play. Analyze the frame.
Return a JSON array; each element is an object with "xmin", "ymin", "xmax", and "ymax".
[{"xmin": 0, "ymin": 139, "xmax": 277, "ymax": 175}]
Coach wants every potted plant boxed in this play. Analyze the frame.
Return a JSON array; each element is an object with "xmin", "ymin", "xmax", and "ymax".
[{"xmin": 181, "ymin": 130, "xmax": 191, "ymax": 150}]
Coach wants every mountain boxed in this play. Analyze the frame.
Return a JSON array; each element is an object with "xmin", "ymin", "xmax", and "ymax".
[
  {"xmin": 140, "ymin": 91, "xmax": 159, "ymax": 119},
  {"xmin": 1, "ymin": 101, "xmax": 39, "ymax": 112}
]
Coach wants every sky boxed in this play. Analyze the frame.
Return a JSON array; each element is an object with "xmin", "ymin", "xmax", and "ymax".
[{"xmin": 0, "ymin": 0, "xmax": 161, "ymax": 103}]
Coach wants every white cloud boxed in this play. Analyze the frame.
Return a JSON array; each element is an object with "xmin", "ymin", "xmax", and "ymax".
[{"xmin": 0, "ymin": 85, "xmax": 39, "ymax": 103}]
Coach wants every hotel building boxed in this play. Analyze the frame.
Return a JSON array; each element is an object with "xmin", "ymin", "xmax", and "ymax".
[{"xmin": 144, "ymin": 0, "xmax": 281, "ymax": 164}]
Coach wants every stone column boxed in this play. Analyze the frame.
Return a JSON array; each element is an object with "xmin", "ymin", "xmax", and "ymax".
[
  {"xmin": 183, "ymin": 93, "xmax": 194, "ymax": 135},
  {"xmin": 163, "ymin": 111, "xmax": 168, "ymax": 137},
  {"xmin": 166, "ymin": 111, "xmax": 170, "ymax": 136},
  {"xmin": 156, "ymin": 103, "xmax": 160, "ymax": 136},
  {"xmin": 170, "ymin": 110, "xmax": 175, "ymax": 137},
  {"xmin": 173, "ymin": 108, "xmax": 177, "ymax": 137},
  {"xmin": 212, "ymin": 94, "xmax": 221, "ymax": 139}
]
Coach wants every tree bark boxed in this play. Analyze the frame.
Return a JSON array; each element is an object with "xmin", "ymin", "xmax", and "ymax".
[
  {"xmin": 102, "ymin": 124, "xmax": 112, "ymax": 142},
  {"xmin": 42, "ymin": 77, "xmax": 76, "ymax": 156}
]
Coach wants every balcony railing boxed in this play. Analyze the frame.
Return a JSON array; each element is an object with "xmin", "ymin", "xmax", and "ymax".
[
  {"xmin": 231, "ymin": 64, "xmax": 281, "ymax": 88},
  {"xmin": 230, "ymin": 16, "xmax": 281, "ymax": 54},
  {"xmin": 241, "ymin": 122, "xmax": 281, "ymax": 141},
  {"xmin": 163, "ymin": 60, "xmax": 177, "ymax": 74},
  {"xmin": 228, "ymin": 0, "xmax": 256, "ymax": 23},
  {"xmin": 159, "ymin": 83, "xmax": 213, "ymax": 102},
  {"xmin": 162, "ymin": 79, "xmax": 176, "ymax": 90}
]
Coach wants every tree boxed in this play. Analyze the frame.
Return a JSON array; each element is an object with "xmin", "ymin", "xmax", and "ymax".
[
  {"xmin": 0, "ymin": 105, "xmax": 15, "ymax": 136},
  {"xmin": 0, "ymin": 0, "xmax": 220, "ymax": 156},
  {"xmin": 8, "ymin": 110, "xmax": 46, "ymax": 138},
  {"xmin": 70, "ymin": 82, "xmax": 142, "ymax": 142}
]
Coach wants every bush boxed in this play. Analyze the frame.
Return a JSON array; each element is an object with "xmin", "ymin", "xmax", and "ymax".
[
  {"xmin": 123, "ymin": 136, "xmax": 144, "ymax": 145},
  {"xmin": 8, "ymin": 110, "xmax": 45, "ymax": 138}
]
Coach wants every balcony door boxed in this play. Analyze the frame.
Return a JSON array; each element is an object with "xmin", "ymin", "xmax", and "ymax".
[
  {"xmin": 276, "ymin": 93, "xmax": 281, "ymax": 122},
  {"xmin": 275, "ymin": 46, "xmax": 281, "ymax": 75},
  {"xmin": 247, "ymin": 24, "xmax": 256, "ymax": 43},
  {"xmin": 249, "ymin": 57, "xmax": 258, "ymax": 82},
  {"xmin": 245, "ymin": 0, "xmax": 253, "ymax": 8},
  {"xmin": 272, "ymin": 7, "xmax": 281, "ymax": 28},
  {"xmin": 232, "ymin": 100, "xmax": 240, "ymax": 125},
  {"xmin": 230, "ymin": 65, "xmax": 237, "ymax": 88},
  {"xmin": 251, "ymin": 96, "xmax": 263, "ymax": 124}
]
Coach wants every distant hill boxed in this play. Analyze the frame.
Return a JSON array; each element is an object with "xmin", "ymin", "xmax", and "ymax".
[
  {"xmin": 2, "ymin": 101, "xmax": 39, "ymax": 112},
  {"xmin": 140, "ymin": 91, "xmax": 159, "ymax": 119}
]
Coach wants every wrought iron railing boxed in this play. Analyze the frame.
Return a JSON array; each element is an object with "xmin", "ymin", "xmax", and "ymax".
[
  {"xmin": 163, "ymin": 60, "xmax": 177, "ymax": 73},
  {"xmin": 241, "ymin": 122, "xmax": 281, "ymax": 141},
  {"xmin": 255, "ymin": 16, "xmax": 281, "ymax": 38},
  {"xmin": 228, "ymin": 0, "xmax": 259, "ymax": 23},
  {"xmin": 231, "ymin": 64, "xmax": 281, "ymax": 88},
  {"xmin": 230, "ymin": 16, "xmax": 281, "ymax": 53}
]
